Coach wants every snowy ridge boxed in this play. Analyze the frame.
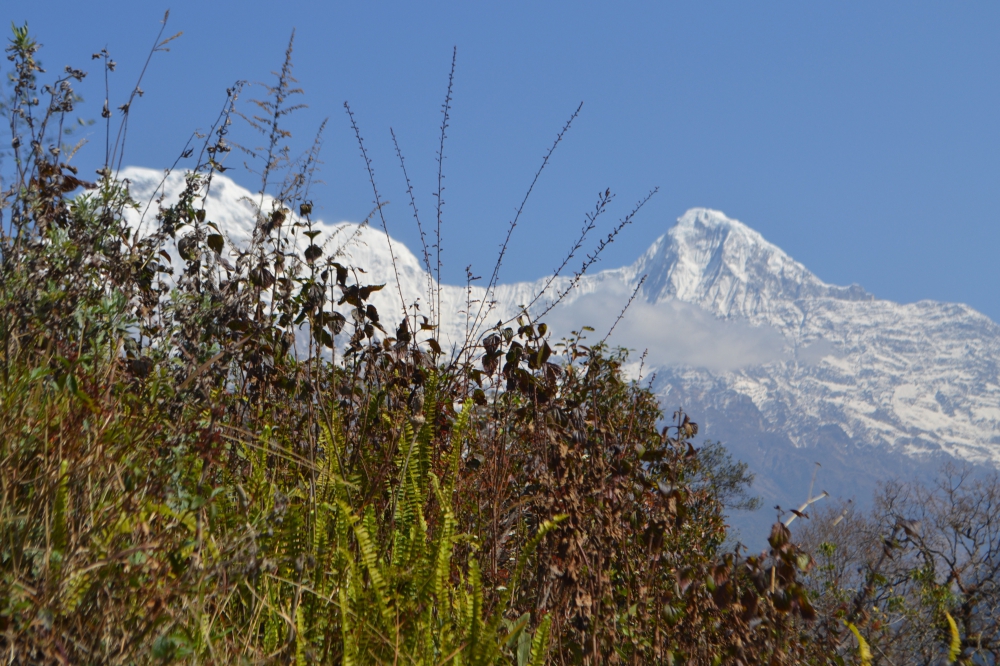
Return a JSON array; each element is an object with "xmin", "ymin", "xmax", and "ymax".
[
  {"xmin": 120, "ymin": 167, "xmax": 613, "ymax": 351},
  {"xmin": 120, "ymin": 167, "xmax": 1000, "ymax": 476},
  {"xmin": 633, "ymin": 208, "xmax": 872, "ymax": 322},
  {"xmin": 122, "ymin": 167, "xmax": 485, "ymax": 349}
]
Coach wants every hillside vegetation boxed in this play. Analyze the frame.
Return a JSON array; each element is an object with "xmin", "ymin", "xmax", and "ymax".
[{"xmin": 2, "ymin": 22, "xmax": 996, "ymax": 665}]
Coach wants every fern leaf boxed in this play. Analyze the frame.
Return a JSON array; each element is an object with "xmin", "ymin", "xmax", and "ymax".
[
  {"xmin": 429, "ymin": 474, "xmax": 456, "ymax": 604},
  {"xmin": 60, "ymin": 569, "xmax": 91, "ymax": 613},
  {"xmin": 945, "ymin": 611, "xmax": 961, "ymax": 664},
  {"xmin": 339, "ymin": 585, "xmax": 357, "ymax": 666},
  {"xmin": 527, "ymin": 614, "xmax": 553, "ymax": 666},
  {"xmin": 52, "ymin": 459, "xmax": 69, "ymax": 556},
  {"xmin": 263, "ymin": 610, "xmax": 280, "ymax": 654},
  {"xmin": 446, "ymin": 398, "xmax": 473, "ymax": 496},
  {"xmin": 338, "ymin": 500, "xmax": 394, "ymax": 631},
  {"xmin": 506, "ymin": 515, "xmax": 568, "ymax": 607},
  {"xmin": 416, "ymin": 417, "xmax": 434, "ymax": 484},
  {"xmin": 281, "ymin": 503, "xmax": 307, "ymax": 579},
  {"xmin": 295, "ymin": 603, "xmax": 307, "ymax": 666},
  {"xmin": 466, "ymin": 559, "xmax": 490, "ymax": 664},
  {"xmin": 848, "ymin": 622, "xmax": 872, "ymax": 666}
]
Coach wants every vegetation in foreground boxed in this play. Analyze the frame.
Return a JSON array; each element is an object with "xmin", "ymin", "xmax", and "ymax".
[{"xmin": 2, "ymin": 21, "xmax": 998, "ymax": 665}]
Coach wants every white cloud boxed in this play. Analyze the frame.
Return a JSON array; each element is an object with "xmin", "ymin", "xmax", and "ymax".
[
  {"xmin": 795, "ymin": 338, "xmax": 840, "ymax": 365},
  {"xmin": 544, "ymin": 282, "xmax": 790, "ymax": 373}
]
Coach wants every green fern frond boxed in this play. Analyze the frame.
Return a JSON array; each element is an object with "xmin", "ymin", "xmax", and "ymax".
[
  {"xmin": 263, "ymin": 609, "xmax": 281, "ymax": 654},
  {"xmin": 295, "ymin": 603, "xmax": 308, "ymax": 666},
  {"xmin": 466, "ymin": 559, "xmax": 484, "ymax": 663},
  {"xmin": 393, "ymin": 421, "xmax": 417, "ymax": 521},
  {"xmin": 506, "ymin": 514, "xmax": 569, "ymax": 606},
  {"xmin": 527, "ymin": 614, "xmax": 553, "ymax": 666},
  {"xmin": 281, "ymin": 503, "xmax": 307, "ymax": 578},
  {"xmin": 429, "ymin": 474, "xmax": 456, "ymax": 603},
  {"xmin": 339, "ymin": 500, "xmax": 394, "ymax": 630},
  {"xmin": 312, "ymin": 501, "xmax": 329, "ymax": 564},
  {"xmin": 405, "ymin": 449, "xmax": 429, "ymax": 549},
  {"xmin": 454, "ymin": 568, "xmax": 474, "ymax": 659},
  {"xmin": 848, "ymin": 622, "xmax": 872, "ymax": 666},
  {"xmin": 392, "ymin": 422, "xmax": 419, "ymax": 569},
  {"xmin": 325, "ymin": 500, "xmax": 351, "ymax": 558},
  {"xmin": 60, "ymin": 569, "xmax": 91, "ymax": 613},
  {"xmin": 312, "ymin": 502, "xmax": 342, "ymax": 603},
  {"xmin": 362, "ymin": 504, "xmax": 379, "ymax": 553},
  {"xmin": 416, "ymin": 417, "xmax": 434, "ymax": 484},
  {"xmin": 52, "ymin": 459, "xmax": 70, "ymax": 557},
  {"xmin": 945, "ymin": 611, "xmax": 961, "ymax": 664},
  {"xmin": 398, "ymin": 420, "xmax": 416, "ymax": 470},
  {"xmin": 339, "ymin": 585, "xmax": 357, "ymax": 666},
  {"xmin": 417, "ymin": 603, "xmax": 435, "ymax": 666},
  {"xmin": 446, "ymin": 399, "xmax": 474, "ymax": 496}
]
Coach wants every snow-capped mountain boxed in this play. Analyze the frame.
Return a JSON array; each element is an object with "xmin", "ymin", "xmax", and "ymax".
[
  {"xmin": 630, "ymin": 209, "xmax": 1000, "ymax": 465},
  {"xmin": 122, "ymin": 167, "xmax": 1000, "ymax": 539},
  {"xmin": 609, "ymin": 209, "xmax": 1000, "ymax": 539}
]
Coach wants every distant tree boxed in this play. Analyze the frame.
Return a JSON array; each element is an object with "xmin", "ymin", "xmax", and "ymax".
[
  {"xmin": 797, "ymin": 465, "xmax": 1000, "ymax": 665},
  {"xmin": 694, "ymin": 440, "xmax": 763, "ymax": 513}
]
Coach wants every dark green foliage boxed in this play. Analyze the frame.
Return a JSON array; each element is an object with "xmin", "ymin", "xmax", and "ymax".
[{"xmin": 694, "ymin": 441, "xmax": 763, "ymax": 514}]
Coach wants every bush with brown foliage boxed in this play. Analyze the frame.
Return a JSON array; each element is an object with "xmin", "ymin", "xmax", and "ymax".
[{"xmin": 0, "ymin": 20, "xmax": 890, "ymax": 665}]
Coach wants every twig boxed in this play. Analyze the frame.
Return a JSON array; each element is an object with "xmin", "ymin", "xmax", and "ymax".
[
  {"xmin": 345, "ymin": 102, "xmax": 409, "ymax": 326},
  {"xmin": 391, "ymin": 128, "xmax": 435, "ymax": 323},
  {"xmin": 600, "ymin": 274, "xmax": 647, "ymax": 345},
  {"xmin": 523, "ymin": 188, "xmax": 614, "ymax": 315},
  {"xmin": 111, "ymin": 11, "xmax": 182, "ymax": 177},
  {"xmin": 783, "ymin": 465, "xmax": 829, "ymax": 527},
  {"xmin": 468, "ymin": 102, "xmax": 583, "ymax": 341},
  {"xmin": 434, "ymin": 48, "xmax": 457, "ymax": 330},
  {"xmin": 532, "ymin": 187, "xmax": 657, "ymax": 323}
]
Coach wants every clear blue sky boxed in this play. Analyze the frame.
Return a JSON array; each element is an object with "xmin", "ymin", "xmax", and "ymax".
[{"xmin": 9, "ymin": 2, "xmax": 1000, "ymax": 320}]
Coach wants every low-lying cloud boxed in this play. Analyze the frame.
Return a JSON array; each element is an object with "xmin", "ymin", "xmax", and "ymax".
[
  {"xmin": 543, "ymin": 283, "xmax": 790, "ymax": 373},
  {"xmin": 795, "ymin": 338, "xmax": 841, "ymax": 365}
]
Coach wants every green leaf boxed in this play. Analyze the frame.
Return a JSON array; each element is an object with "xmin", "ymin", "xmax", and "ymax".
[
  {"xmin": 505, "ymin": 612, "xmax": 531, "ymax": 649},
  {"xmin": 28, "ymin": 366, "xmax": 49, "ymax": 382},
  {"xmin": 517, "ymin": 626, "xmax": 532, "ymax": 666}
]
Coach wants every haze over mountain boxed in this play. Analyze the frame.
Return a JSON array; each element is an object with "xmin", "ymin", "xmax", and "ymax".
[{"xmin": 122, "ymin": 166, "xmax": 1000, "ymax": 543}]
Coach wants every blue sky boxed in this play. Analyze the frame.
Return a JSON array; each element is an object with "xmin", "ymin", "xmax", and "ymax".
[{"xmin": 9, "ymin": 2, "xmax": 1000, "ymax": 320}]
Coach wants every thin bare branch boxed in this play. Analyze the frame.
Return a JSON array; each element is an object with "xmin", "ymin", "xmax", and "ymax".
[
  {"xmin": 599, "ymin": 274, "xmax": 647, "ymax": 346},
  {"xmin": 345, "ymin": 102, "xmax": 409, "ymax": 327},
  {"xmin": 434, "ymin": 47, "xmax": 457, "ymax": 330},
  {"xmin": 468, "ymin": 102, "xmax": 583, "ymax": 341}
]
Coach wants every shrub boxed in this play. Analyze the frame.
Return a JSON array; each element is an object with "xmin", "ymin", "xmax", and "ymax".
[{"xmin": 1, "ymin": 22, "xmax": 845, "ymax": 665}]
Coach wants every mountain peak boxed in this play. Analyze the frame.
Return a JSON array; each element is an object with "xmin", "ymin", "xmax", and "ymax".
[
  {"xmin": 674, "ymin": 207, "xmax": 757, "ymax": 234},
  {"xmin": 634, "ymin": 208, "xmax": 870, "ymax": 320}
]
